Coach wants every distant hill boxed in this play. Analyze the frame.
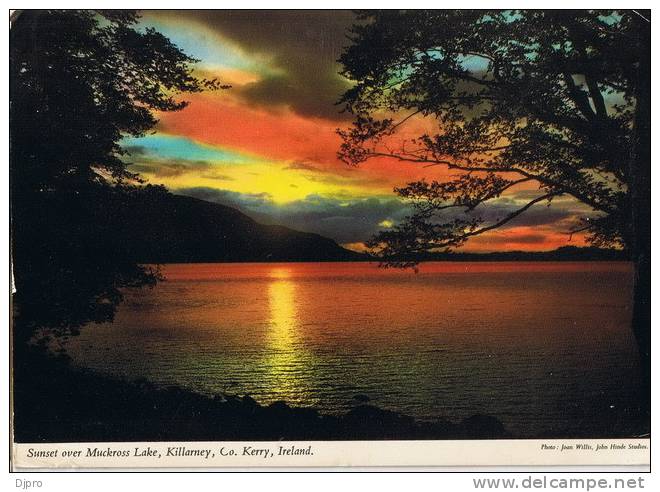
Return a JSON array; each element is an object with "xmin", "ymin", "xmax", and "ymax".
[
  {"xmin": 111, "ymin": 191, "xmax": 365, "ymax": 263},
  {"xmin": 391, "ymin": 245, "xmax": 629, "ymax": 263}
]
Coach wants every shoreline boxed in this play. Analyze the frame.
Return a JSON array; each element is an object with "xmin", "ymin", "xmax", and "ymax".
[
  {"xmin": 13, "ymin": 348, "xmax": 511, "ymax": 442},
  {"xmin": 140, "ymin": 259, "xmax": 634, "ymax": 265},
  {"xmin": 13, "ymin": 348, "xmax": 649, "ymax": 443}
]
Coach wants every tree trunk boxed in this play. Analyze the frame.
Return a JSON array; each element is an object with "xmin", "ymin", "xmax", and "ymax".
[{"xmin": 628, "ymin": 12, "xmax": 651, "ymax": 418}]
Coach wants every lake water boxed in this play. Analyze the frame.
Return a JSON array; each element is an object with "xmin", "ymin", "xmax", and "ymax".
[{"xmin": 65, "ymin": 261, "xmax": 641, "ymax": 437}]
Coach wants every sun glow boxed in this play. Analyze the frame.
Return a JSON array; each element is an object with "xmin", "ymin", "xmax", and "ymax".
[{"xmin": 264, "ymin": 268, "xmax": 316, "ymax": 404}]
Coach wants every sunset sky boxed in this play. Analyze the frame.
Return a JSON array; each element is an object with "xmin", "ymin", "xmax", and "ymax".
[{"xmin": 124, "ymin": 10, "xmax": 594, "ymax": 252}]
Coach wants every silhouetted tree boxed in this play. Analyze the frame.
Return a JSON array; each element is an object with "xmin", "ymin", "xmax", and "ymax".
[
  {"xmin": 10, "ymin": 10, "xmax": 224, "ymax": 342},
  {"xmin": 339, "ymin": 10, "xmax": 650, "ymax": 405}
]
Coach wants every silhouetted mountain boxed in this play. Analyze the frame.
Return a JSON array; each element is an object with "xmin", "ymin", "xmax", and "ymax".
[
  {"xmin": 118, "ymin": 191, "xmax": 365, "ymax": 262},
  {"xmin": 16, "ymin": 187, "xmax": 363, "ymax": 265}
]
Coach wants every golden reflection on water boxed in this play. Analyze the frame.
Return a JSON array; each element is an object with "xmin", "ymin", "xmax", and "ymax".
[{"xmin": 264, "ymin": 267, "xmax": 316, "ymax": 405}]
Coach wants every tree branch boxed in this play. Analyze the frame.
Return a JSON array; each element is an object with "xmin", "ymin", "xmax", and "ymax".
[
  {"xmin": 584, "ymin": 75, "xmax": 608, "ymax": 119},
  {"xmin": 563, "ymin": 73, "xmax": 596, "ymax": 121},
  {"xmin": 409, "ymin": 177, "xmax": 533, "ymax": 214},
  {"xmin": 364, "ymin": 151, "xmax": 614, "ymax": 214},
  {"xmin": 390, "ymin": 110, "xmax": 423, "ymax": 131},
  {"xmin": 462, "ymin": 192, "xmax": 559, "ymax": 239}
]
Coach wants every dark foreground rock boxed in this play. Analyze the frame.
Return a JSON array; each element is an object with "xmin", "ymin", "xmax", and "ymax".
[{"xmin": 13, "ymin": 348, "xmax": 510, "ymax": 442}]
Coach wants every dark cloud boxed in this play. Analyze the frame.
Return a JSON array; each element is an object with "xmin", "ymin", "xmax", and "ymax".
[
  {"xmin": 147, "ymin": 10, "xmax": 357, "ymax": 121},
  {"xmin": 239, "ymin": 69, "xmax": 351, "ymax": 121},
  {"xmin": 175, "ymin": 187, "xmax": 413, "ymax": 244},
  {"xmin": 182, "ymin": 187, "xmax": 273, "ymax": 206},
  {"xmin": 129, "ymin": 160, "xmax": 234, "ymax": 181},
  {"xmin": 123, "ymin": 145, "xmax": 148, "ymax": 157}
]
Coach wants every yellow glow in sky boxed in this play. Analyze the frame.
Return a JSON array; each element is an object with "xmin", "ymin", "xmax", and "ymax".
[{"xmin": 140, "ymin": 159, "xmax": 390, "ymax": 204}]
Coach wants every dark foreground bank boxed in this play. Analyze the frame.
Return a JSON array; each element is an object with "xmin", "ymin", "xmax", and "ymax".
[
  {"xmin": 13, "ymin": 348, "xmax": 648, "ymax": 442},
  {"xmin": 14, "ymin": 347, "xmax": 511, "ymax": 442}
]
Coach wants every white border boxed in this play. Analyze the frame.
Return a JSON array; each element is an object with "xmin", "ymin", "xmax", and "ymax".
[{"xmin": 3, "ymin": 1, "xmax": 657, "ymax": 487}]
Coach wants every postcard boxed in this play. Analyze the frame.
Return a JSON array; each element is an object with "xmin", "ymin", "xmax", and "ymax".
[{"xmin": 9, "ymin": 8, "xmax": 650, "ymax": 469}]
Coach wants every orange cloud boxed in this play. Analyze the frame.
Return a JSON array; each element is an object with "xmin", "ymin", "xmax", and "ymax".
[
  {"xmin": 159, "ymin": 93, "xmax": 341, "ymax": 164},
  {"xmin": 464, "ymin": 226, "xmax": 589, "ymax": 252},
  {"xmin": 157, "ymin": 93, "xmax": 447, "ymax": 194}
]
